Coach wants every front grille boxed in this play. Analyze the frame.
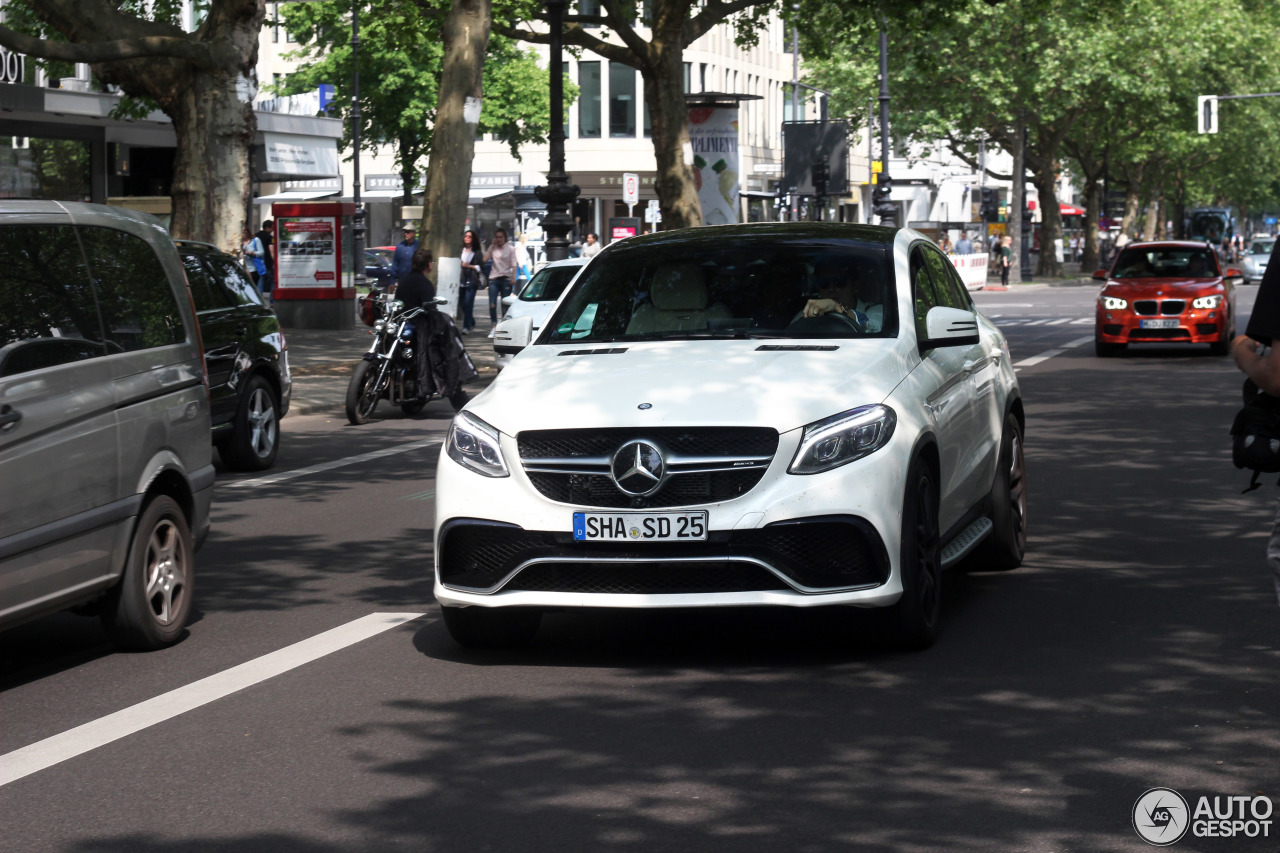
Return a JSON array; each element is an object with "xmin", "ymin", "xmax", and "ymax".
[
  {"xmin": 1161, "ymin": 300, "xmax": 1186, "ymax": 315},
  {"xmin": 1129, "ymin": 327, "xmax": 1190, "ymax": 340},
  {"xmin": 518, "ymin": 427, "xmax": 779, "ymax": 509},
  {"xmin": 1134, "ymin": 300, "xmax": 1157, "ymax": 316},
  {"xmin": 438, "ymin": 517, "xmax": 889, "ymax": 593}
]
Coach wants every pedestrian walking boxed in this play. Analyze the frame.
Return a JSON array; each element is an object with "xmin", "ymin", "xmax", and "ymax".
[
  {"xmin": 256, "ymin": 219, "xmax": 276, "ymax": 298},
  {"xmin": 1068, "ymin": 234, "xmax": 1080, "ymax": 265},
  {"xmin": 999, "ymin": 235, "xmax": 1013, "ymax": 287},
  {"xmin": 581, "ymin": 233, "xmax": 601, "ymax": 258},
  {"xmin": 484, "ymin": 228, "xmax": 517, "ymax": 336},
  {"xmin": 459, "ymin": 229, "xmax": 482, "ymax": 334},
  {"xmin": 241, "ymin": 225, "xmax": 266, "ymax": 289},
  {"xmin": 391, "ymin": 225, "xmax": 420, "ymax": 288}
]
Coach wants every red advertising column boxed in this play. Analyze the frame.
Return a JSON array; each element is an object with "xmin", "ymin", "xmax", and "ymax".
[{"xmin": 271, "ymin": 201, "xmax": 357, "ymax": 329}]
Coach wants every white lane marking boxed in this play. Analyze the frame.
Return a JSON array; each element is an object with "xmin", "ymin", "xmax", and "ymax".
[
  {"xmin": 1021, "ymin": 319, "xmax": 1050, "ymax": 326},
  {"xmin": 222, "ymin": 439, "xmax": 441, "ymax": 489},
  {"xmin": 1047, "ymin": 318, "xmax": 1072, "ymax": 325},
  {"xmin": 0, "ymin": 612, "xmax": 425, "ymax": 788},
  {"xmin": 1013, "ymin": 335, "xmax": 1094, "ymax": 371},
  {"xmin": 977, "ymin": 302, "xmax": 1034, "ymax": 307},
  {"xmin": 1071, "ymin": 317, "xmax": 1093, "ymax": 324}
]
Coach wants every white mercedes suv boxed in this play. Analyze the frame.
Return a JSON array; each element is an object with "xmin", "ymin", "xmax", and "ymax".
[{"xmin": 434, "ymin": 223, "xmax": 1025, "ymax": 649}]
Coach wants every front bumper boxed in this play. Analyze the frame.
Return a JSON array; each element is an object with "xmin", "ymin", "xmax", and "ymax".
[
  {"xmin": 433, "ymin": 427, "xmax": 909, "ymax": 610},
  {"xmin": 1095, "ymin": 305, "xmax": 1227, "ymax": 344}
]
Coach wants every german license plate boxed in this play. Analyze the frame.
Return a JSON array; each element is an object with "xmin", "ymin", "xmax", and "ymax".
[
  {"xmin": 573, "ymin": 511, "xmax": 708, "ymax": 541},
  {"xmin": 1140, "ymin": 319, "xmax": 1179, "ymax": 329}
]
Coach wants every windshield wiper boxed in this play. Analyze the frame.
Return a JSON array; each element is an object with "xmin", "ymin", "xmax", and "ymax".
[{"xmin": 650, "ymin": 331, "xmax": 789, "ymax": 340}]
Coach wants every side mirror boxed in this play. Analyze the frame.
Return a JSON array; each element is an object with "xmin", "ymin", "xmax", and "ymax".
[
  {"xmin": 1225, "ymin": 267, "xmax": 1244, "ymax": 282},
  {"xmin": 502, "ymin": 294, "xmax": 517, "ymax": 307},
  {"xmin": 494, "ymin": 314, "xmax": 533, "ymax": 355},
  {"xmin": 921, "ymin": 306, "xmax": 980, "ymax": 349},
  {"xmin": 1092, "ymin": 268, "xmax": 1109, "ymax": 280}
]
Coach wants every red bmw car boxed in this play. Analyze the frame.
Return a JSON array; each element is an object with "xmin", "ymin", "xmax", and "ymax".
[{"xmin": 1094, "ymin": 241, "xmax": 1241, "ymax": 357}]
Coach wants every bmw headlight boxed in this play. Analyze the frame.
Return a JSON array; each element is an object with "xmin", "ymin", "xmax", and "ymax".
[
  {"xmin": 447, "ymin": 412, "xmax": 509, "ymax": 477},
  {"xmin": 1192, "ymin": 294, "xmax": 1224, "ymax": 309},
  {"xmin": 1102, "ymin": 295, "xmax": 1127, "ymax": 310},
  {"xmin": 789, "ymin": 405, "xmax": 896, "ymax": 475}
]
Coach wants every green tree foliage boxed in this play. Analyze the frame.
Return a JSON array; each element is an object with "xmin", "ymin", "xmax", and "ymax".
[{"xmin": 278, "ymin": 0, "xmax": 574, "ymax": 195}]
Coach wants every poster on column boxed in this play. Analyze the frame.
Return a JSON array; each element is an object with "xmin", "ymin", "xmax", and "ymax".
[
  {"xmin": 276, "ymin": 217, "xmax": 338, "ymax": 289},
  {"xmin": 688, "ymin": 106, "xmax": 740, "ymax": 225}
]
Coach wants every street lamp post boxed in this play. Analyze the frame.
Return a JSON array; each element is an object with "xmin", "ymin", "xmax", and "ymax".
[
  {"xmin": 534, "ymin": 0, "xmax": 579, "ymax": 262},
  {"xmin": 350, "ymin": 0, "xmax": 366, "ymax": 292},
  {"xmin": 875, "ymin": 23, "xmax": 896, "ymax": 228}
]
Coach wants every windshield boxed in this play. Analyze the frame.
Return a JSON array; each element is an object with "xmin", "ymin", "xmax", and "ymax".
[
  {"xmin": 520, "ymin": 264, "xmax": 581, "ymax": 302},
  {"xmin": 1189, "ymin": 211, "xmax": 1230, "ymax": 241},
  {"xmin": 1250, "ymin": 240, "xmax": 1275, "ymax": 255},
  {"xmin": 541, "ymin": 236, "xmax": 896, "ymax": 344},
  {"xmin": 1113, "ymin": 246, "xmax": 1220, "ymax": 278}
]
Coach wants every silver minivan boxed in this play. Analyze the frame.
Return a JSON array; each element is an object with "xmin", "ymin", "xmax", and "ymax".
[{"xmin": 0, "ymin": 202, "xmax": 214, "ymax": 649}]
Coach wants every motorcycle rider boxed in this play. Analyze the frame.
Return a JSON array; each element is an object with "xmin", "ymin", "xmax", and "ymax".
[{"xmin": 397, "ymin": 248, "xmax": 435, "ymax": 312}]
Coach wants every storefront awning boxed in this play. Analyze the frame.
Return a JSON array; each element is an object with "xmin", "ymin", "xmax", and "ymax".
[
  {"xmin": 252, "ymin": 190, "xmax": 339, "ymax": 204},
  {"xmin": 1060, "ymin": 203, "xmax": 1086, "ymax": 215}
]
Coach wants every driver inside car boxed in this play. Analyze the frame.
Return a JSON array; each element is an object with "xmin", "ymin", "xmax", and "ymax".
[{"xmin": 802, "ymin": 263, "xmax": 883, "ymax": 332}]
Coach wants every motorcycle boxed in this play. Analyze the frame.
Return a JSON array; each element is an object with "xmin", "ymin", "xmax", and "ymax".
[{"xmin": 346, "ymin": 291, "xmax": 471, "ymax": 425}]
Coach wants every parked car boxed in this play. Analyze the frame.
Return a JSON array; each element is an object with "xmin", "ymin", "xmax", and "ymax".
[
  {"xmin": 435, "ymin": 223, "xmax": 1026, "ymax": 649},
  {"xmin": 1241, "ymin": 238, "xmax": 1274, "ymax": 284},
  {"xmin": 1093, "ymin": 241, "xmax": 1240, "ymax": 357},
  {"xmin": 492, "ymin": 257, "xmax": 588, "ymax": 366},
  {"xmin": 0, "ymin": 202, "xmax": 214, "ymax": 649},
  {"xmin": 176, "ymin": 239, "xmax": 291, "ymax": 471},
  {"xmin": 365, "ymin": 250, "xmax": 395, "ymax": 288}
]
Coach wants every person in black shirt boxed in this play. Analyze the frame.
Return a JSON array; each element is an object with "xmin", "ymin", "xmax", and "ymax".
[
  {"xmin": 396, "ymin": 248, "xmax": 436, "ymax": 312},
  {"xmin": 256, "ymin": 219, "xmax": 275, "ymax": 297}
]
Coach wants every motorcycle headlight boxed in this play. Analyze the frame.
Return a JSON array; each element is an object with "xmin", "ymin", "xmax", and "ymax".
[
  {"xmin": 447, "ymin": 412, "xmax": 509, "ymax": 478},
  {"xmin": 373, "ymin": 320, "xmax": 387, "ymax": 333},
  {"xmin": 386, "ymin": 299, "xmax": 404, "ymax": 315},
  {"xmin": 789, "ymin": 405, "xmax": 896, "ymax": 475},
  {"xmin": 1192, "ymin": 294, "xmax": 1224, "ymax": 309},
  {"xmin": 1102, "ymin": 296, "xmax": 1127, "ymax": 310}
]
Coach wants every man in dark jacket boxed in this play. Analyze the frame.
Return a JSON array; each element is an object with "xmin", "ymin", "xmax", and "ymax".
[{"xmin": 391, "ymin": 225, "xmax": 419, "ymax": 287}]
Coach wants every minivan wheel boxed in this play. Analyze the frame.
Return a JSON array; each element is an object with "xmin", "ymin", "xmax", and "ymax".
[
  {"xmin": 440, "ymin": 606, "xmax": 541, "ymax": 648},
  {"xmin": 887, "ymin": 459, "xmax": 941, "ymax": 651},
  {"xmin": 101, "ymin": 495, "xmax": 193, "ymax": 650},
  {"xmin": 222, "ymin": 376, "xmax": 280, "ymax": 471}
]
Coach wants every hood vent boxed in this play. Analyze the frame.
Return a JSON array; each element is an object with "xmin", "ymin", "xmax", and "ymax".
[
  {"xmin": 557, "ymin": 347, "xmax": 629, "ymax": 356},
  {"xmin": 755, "ymin": 344, "xmax": 840, "ymax": 352}
]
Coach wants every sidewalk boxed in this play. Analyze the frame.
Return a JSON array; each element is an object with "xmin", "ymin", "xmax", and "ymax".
[{"xmin": 283, "ymin": 313, "xmax": 503, "ymax": 418}]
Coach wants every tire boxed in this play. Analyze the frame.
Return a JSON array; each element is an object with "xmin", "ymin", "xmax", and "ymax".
[
  {"xmin": 346, "ymin": 359, "xmax": 385, "ymax": 425},
  {"xmin": 441, "ymin": 606, "xmax": 541, "ymax": 649},
  {"xmin": 1095, "ymin": 336, "xmax": 1125, "ymax": 357},
  {"xmin": 400, "ymin": 400, "xmax": 427, "ymax": 416},
  {"xmin": 1209, "ymin": 316, "xmax": 1234, "ymax": 356},
  {"xmin": 220, "ymin": 375, "xmax": 280, "ymax": 471},
  {"xmin": 100, "ymin": 495, "xmax": 193, "ymax": 650},
  {"xmin": 967, "ymin": 414, "xmax": 1027, "ymax": 572},
  {"xmin": 887, "ymin": 458, "xmax": 942, "ymax": 650},
  {"xmin": 449, "ymin": 388, "xmax": 470, "ymax": 412}
]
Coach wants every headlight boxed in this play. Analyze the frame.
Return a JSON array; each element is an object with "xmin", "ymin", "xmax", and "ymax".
[
  {"xmin": 789, "ymin": 405, "xmax": 896, "ymax": 475},
  {"xmin": 387, "ymin": 299, "xmax": 405, "ymax": 315},
  {"xmin": 373, "ymin": 319, "xmax": 387, "ymax": 332},
  {"xmin": 1192, "ymin": 294, "xmax": 1224, "ymax": 309},
  {"xmin": 447, "ymin": 412, "xmax": 509, "ymax": 477},
  {"xmin": 1102, "ymin": 296, "xmax": 1127, "ymax": 310}
]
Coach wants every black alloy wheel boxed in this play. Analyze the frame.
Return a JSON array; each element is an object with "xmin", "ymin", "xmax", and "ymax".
[
  {"xmin": 221, "ymin": 375, "xmax": 280, "ymax": 471},
  {"xmin": 967, "ymin": 413, "xmax": 1027, "ymax": 572},
  {"xmin": 888, "ymin": 459, "xmax": 942, "ymax": 650},
  {"xmin": 1209, "ymin": 315, "xmax": 1234, "ymax": 356},
  {"xmin": 101, "ymin": 495, "xmax": 194, "ymax": 650}
]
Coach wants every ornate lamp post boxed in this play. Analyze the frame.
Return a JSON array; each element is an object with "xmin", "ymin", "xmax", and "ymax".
[
  {"xmin": 350, "ymin": 0, "xmax": 367, "ymax": 291},
  {"xmin": 534, "ymin": 0, "xmax": 579, "ymax": 262},
  {"xmin": 873, "ymin": 22, "xmax": 897, "ymax": 228}
]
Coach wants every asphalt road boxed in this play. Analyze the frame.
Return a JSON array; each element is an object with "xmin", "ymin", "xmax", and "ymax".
[{"xmin": 2, "ymin": 282, "xmax": 1277, "ymax": 852}]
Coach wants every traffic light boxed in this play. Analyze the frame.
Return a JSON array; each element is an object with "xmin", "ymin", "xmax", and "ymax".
[
  {"xmin": 980, "ymin": 188, "xmax": 999, "ymax": 222},
  {"xmin": 1021, "ymin": 202, "xmax": 1034, "ymax": 226},
  {"xmin": 873, "ymin": 177, "xmax": 896, "ymax": 220},
  {"xmin": 811, "ymin": 162, "xmax": 829, "ymax": 198}
]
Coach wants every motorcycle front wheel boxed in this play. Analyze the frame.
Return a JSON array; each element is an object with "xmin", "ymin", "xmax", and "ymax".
[{"xmin": 345, "ymin": 359, "xmax": 386, "ymax": 425}]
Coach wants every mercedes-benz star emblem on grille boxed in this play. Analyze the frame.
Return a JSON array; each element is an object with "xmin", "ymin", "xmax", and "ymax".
[{"xmin": 610, "ymin": 440, "xmax": 665, "ymax": 496}]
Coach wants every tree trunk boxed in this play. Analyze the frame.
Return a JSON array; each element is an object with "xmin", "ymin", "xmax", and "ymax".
[
  {"xmin": 422, "ymin": 0, "xmax": 491, "ymax": 303},
  {"xmin": 643, "ymin": 40, "xmax": 701, "ymax": 230},
  {"xmin": 1119, "ymin": 162, "xmax": 1144, "ymax": 237},
  {"xmin": 1032, "ymin": 168, "xmax": 1063, "ymax": 279},
  {"xmin": 1007, "ymin": 119, "xmax": 1025, "ymax": 285},
  {"xmin": 1081, "ymin": 171, "xmax": 1102, "ymax": 272},
  {"xmin": 1143, "ymin": 189, "xmax": 1161, "ymax": 241}
]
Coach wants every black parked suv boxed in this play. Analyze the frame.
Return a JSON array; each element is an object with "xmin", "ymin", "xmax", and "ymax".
[{"xmin": 176, "ymin": 240, "xmax": 291, "ymax": 471}]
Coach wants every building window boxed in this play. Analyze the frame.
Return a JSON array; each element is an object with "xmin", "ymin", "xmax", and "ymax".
[
  {"xmin": 609, "ymin": 62, "xmax": 635, "ymax": 138},
  {"xmin": 683, "ymin": 62, "xmax": 691, "ymax": 94},
  {"xmin": 562, "ymin": 61, "xmax": 571, "ymax": 130},
  {"xmin": 700, "ymin": 63, "xmax": 708, "ymax": 93},
  {"xmin": 578, "ymin": 0, "xmax": 600, "ymax": 27},
  {"xmin": 643, "ymin": 88, "xmax": 651, "ymax": 138},
  {"xmin": 578, "ymin": 61, "xmax": 601, "ymax": 138},
  {"xmin": 272, "ymin": 3, "xmax": 279, "ymax": 43}
]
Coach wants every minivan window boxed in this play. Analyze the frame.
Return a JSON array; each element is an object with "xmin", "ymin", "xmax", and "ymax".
[
  {"xmin": 80, "ymin": 226, "xmax": 186, "ymax": 351},
  {"xmin": 0, "ymin": 224, "xmax": 106, "ymax": 377}
]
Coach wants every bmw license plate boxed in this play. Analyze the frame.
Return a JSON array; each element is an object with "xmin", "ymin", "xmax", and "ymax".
[
  {"xmin": 1140, "ymin": 319, "xmax": 1179, "ymax": 329},
  {"xmin": 573, "ymin": 511, "xmax": 708, "ymax": 541}
]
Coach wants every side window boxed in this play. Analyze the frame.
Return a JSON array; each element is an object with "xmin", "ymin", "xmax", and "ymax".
[
  {"xmin": 79, "ymin": 226, "xmax": 185, "ymax": 351},
  {"xmin": 921, "ymin": 246, "xmax": 970, "ymax": 310},
  {"xmin": 205, "ymin": 255, "xmax": 263, "ymax": 307},
  {"xmin": 182, "ymin": 252, "xmax": 232, "ymax": 313},
  {"xmin": 0, "ymin": 224, "xmax": 106, "ymax": 377},
  {"xmin": 911, "ymin": 247, "xmax": 943, "ymax": 341}
]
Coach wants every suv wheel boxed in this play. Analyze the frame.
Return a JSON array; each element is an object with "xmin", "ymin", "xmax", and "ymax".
[
  {"xmin": 101, "ymin": 495, "xmax": 193, "ymax": 650},
  {"xmin": 888, "ymin": 458, "xmax": 941, "ymax": 650},
  {"xmin": 221, "ymin": 375, "xmax": 280, "ymax": 471}
]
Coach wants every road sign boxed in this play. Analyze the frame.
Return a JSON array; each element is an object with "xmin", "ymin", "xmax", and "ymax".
[
  {"xmin": 1197, "ymin": 95, "xmax": 1218, "ymax": 134},
  {"xmin": 622, "ymin": 172, "xmax": 639, "ymax": 205},
  {"xmin": 645, "ymin": 199, "xmax": 662, "ymax": 224},
  {"xmin": 872, "ymin": 161, "xmax": 883, "ymax": 174}
]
